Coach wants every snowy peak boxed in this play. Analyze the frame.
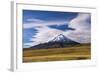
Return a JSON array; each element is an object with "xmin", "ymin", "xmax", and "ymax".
[
  {"xmin": 48, "ymin": 34, "xmax": 79, "ymax": 44},
  {"xmin": 52, "ymin": 34, "xmax": 67, "ymax": 42}
]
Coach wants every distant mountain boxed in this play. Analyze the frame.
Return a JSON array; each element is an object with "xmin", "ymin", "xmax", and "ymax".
[{"xmin": 30, "ymin": 34, "xmax": 80, "ymax": 49}]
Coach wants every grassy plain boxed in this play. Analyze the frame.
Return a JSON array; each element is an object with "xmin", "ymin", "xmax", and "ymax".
[{"xmin": 23, "ymin": 44, "xmax": 91, "ymax": 63}]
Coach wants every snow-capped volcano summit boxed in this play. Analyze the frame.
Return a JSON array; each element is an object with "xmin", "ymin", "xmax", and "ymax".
[
  {"xmin": 48, "ymin": 34, "xmax": 78, "ymax": 43},
  {"xmin": 52, "ymin": 34, "xmax": 67, "ymax": 42}
]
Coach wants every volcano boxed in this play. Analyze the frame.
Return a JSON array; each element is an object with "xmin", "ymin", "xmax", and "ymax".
[{"xmin": 30, "ymin": 34, "xmax": 80, "ymax": 49}]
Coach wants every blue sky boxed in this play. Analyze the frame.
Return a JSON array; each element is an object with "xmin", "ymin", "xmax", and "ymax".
[
  {"xmin": 23, "ymin": 10, "xmax": 78, "ymax": 24},
  {"xmin": 23, "ymin": 10, "xmax": 91, "ymax": 48}
]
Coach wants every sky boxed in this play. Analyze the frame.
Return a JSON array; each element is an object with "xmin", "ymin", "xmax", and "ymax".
[{"xmin": 23, "ymin": 10, "xmax": 91, "ymax": 48}]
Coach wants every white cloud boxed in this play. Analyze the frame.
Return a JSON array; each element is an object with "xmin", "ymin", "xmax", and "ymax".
[
  {"xmin": 64, "ymin": 13, "xmax": 91, "ymax": 43},
  {"xmin": 23, "ymin": 18, "xmax": 69, "ymax": 29},
  {"xmin": 26, "ymin": 18, "xmax": 44, "ymax": 22},
  {"xmin": 25, "ymin": 26, "xmax": 63, "ymax": 46}
]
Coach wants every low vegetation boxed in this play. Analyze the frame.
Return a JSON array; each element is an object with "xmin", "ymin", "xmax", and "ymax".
[{"xmin": 23, "ymin": 44, "xmax": 91, "ymax": 63}]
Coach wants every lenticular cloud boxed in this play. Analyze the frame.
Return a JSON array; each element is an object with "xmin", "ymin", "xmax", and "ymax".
[{"xmin": 64, "ymin": 13, "xmax": 91, "ymax": 43}]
